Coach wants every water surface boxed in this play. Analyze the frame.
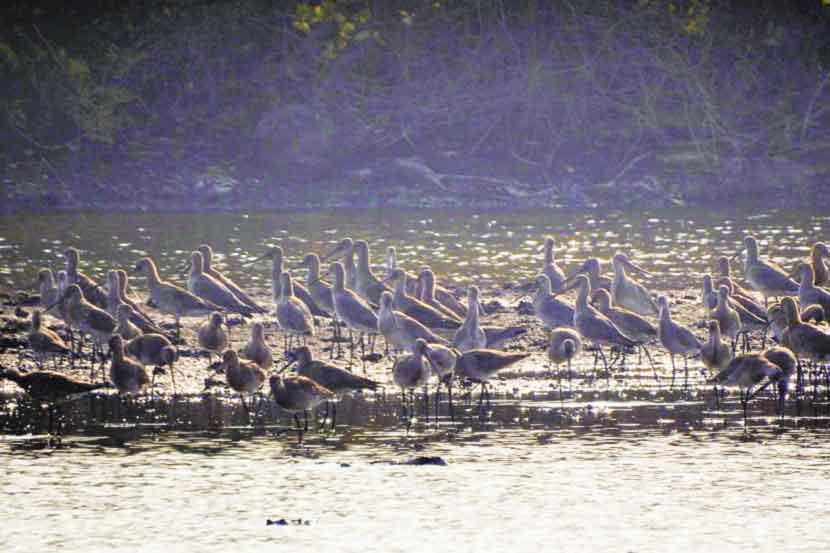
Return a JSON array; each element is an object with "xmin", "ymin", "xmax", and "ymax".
[{"xmin": 2, "ymin": 207, "xmax": 829, "ymax": 552}]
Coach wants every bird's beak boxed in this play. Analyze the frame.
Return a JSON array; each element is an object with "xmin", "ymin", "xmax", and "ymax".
[
  {"xmin": 321, "ymin": 243, "xmax": 347, "ymax": 262},
  {"xmin": 279, "ymin": 359, "xmax": 295, "ymax": 373},
  {"xmin": 567, "ymin": 260, "xmax": 591, "ymax": 279},
  {"xmin": 242, "ymin": 251, "xmax": 272, "ymax": 267},
  {"xmin": 622, "ymin": 257, "xmax": 651, "ymax": 277},
  {"xmin": 44, "ymin": 293, "xmax": 67, "ymax": 313}
]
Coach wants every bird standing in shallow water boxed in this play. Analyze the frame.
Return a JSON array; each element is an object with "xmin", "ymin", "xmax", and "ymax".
[
  {"xmin": 547, "ymin": 327, "xmax": 582, "ymax": 392},
  {"xmin": 330, "ymin": 262, "xmax": 378, "ymax": 359},
  {"xmin": 560, "ymin": 274, "xmax": 638, "ymax": 379},
  {"xmin": 611, "ymin": 253, "xmax": 659, "ymax": 317},
  {"xmin": 276, "ymin": 272, "xmax": 315, "ymax": 350},
  {"xmin": 392, "ymin": 338, "xmax": 432, "ymax": 421},
  {"xmin": 0, "ymin": 365, "xmax": 107, "ymax": 434},
  {"xmin": 221, "ymin": 350, "xmax": 266, "ymax": 419},
  {"xmin": 735, "ymin": 236, "xmax": 799, "ymax": 306},
  {"xmin": 270, "ymin": 370, "xmax": 334, "ymax": 440},
  {"xmin": 657, "ymin": 296, "xmax": 702, "ymax": 390},
  {"xmin": 283, "ymin": 346, "xmax": 379, "ymax": 428},
  {"xmin": 542, "ymin": 236, "xmax": 567, "ymax": 292},
  {"xmin": 198, "ymin": 244, "xmax": 267, "ymax": 314},
  {"xmin": 186, "ymin": 251, "xmax": 254, "ymax": 319},
  {"xmin": 709, "ymin": 352, "xmax": 787, "ymax": 428},
  {"xmin": 64, "ymin": 247, "xmax": 107, "ymax": 309},
  {"xmin": 133, "ymin": 257, "xmax": 222, "ymax": 342},
  {"xmin": 452, "ymin": 286, "xmax": 487, "ymax": 352},
  {"xmin": 533, "ymin": 274, "xmax": 575, "ymax": 331},
  {"xmin": 378, "ymin": 291, "xmax": 448, "ymax": 355}
]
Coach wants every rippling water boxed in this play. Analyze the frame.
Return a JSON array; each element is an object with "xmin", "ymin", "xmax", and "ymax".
[
  {"xmin": 1, "ymin": 208, "xmax": 828, "ymax": 290},
  {"xmin": 2, "ymin": 208, "xmax": 830, "ymax": 551}
]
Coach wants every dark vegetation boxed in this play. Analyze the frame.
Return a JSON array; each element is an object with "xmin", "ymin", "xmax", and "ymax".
[{"xmin": 2, "ymin": 0, "xmax": 830, "ymax": 211}]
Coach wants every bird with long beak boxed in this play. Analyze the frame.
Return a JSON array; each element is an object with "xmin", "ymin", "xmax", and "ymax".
[
  {"xmin": 417, "ymin": 267, "xmax": 467, "ymax": 320},
  {"xmin": 733, "ymin": 236, "xmax": 798, "ymax": 306},
  {"xmin": 791, "ymin": 263, "xmax": 830, "ymax": 319},
  {"xmin": 197, "ymin": 244, "xmax": 268, "ymax": 314},
  {"xmin": 700, "ymin": 320, "xmax": 733, "ymax": 379},
  {"xmin": 125, "ymin": 333, "xmax": 178, "ymax": 394},
  {"xmin": 715, "ymin": 256, "xmax": 755, "ymax": 300},
  {"xmin": 222, "ymin": 349, "xmax": 266, "ymax": 419},
  {"xmin": 244, "ymin": 245, "xmax": 327, "ymax": 317},
  {"xmin": 559, "ymin": 274, "xmax": 638, "ymax": 379},
  {"xmin": 109, "ymin": 334, "xmax": 150, "ymax": 396},
  {"xmin": 64, "ymin": 247, "xmax": 108, "ymax": 309},
  {"xmin": 329, "ymin": 262, "xmax": 379, "ymax": 359},
  {"xmin": 709, "ymin": 352, "xmax": 786, "ymax": 429},
  {"xmin": 657, "ymin": 296, "xmax": 703, "ymax": 389},
  {"xmin": 567, "ymin": 257, "xmax": 612, "ymax": 293},
  {"xmin": 276, "ymin": 272, "xmax": 315, "ymax": 350},
  {"xmin": 385, "ymin": 268, "xmax": 461, "ymax": 329},
  {"xmin": 270, "ymin": 364, "xmax": 334, "ymax": 440},
  {"xmin": 46, "ymin": 284, "xmax": 116, "ymax": 378},
  {"xmin": 808, "ymin": 243, "xmax": 830, "ymax": 287},
  {"xmin": 378, "ymin": 290, "xmax": 448, "ymax": 354},
  {"xmin": 547, "ymin": 327, "xmax": 582, "ymax": 392},
  {"xmin": 198, "ymin": 312, "xmax": 228, "ymax": 365},
  {"xmin": 611, "ymin": 253, "xmax": 659, "ymax": 317},
  {"xmin": 533, "ymin": 274, "xmax": 575, "ymax": 330},
  {"xmin": 106, "ymin": 270, "xmax": 164, "ymax": 336},
  {"xmin": 420, "ymin": 341, "xmax": 458, "ymax": 419},
  {"xmin": 37, "ymin": 269, "xmax": 61, "ymax": 320},
  {"xmin": 27, "ymin": 309, "xmax": 71, "ymax": 369},
  {"xmin": 392, "ymin": 338, "xmax": 433, "ymax": 421},
  {"xmin": 780, "ymin": 296, "xmax": 830, "ymax": 362},
  {"xmin": 186, "ymin": 251, "xmax": 254, "ymax": 318},
  {"xmin": 385, "ymin": 246, "xmax": 420, "ymax": 295},
  {"xmin": 542, "ymin": 236, "xmax": 567, "ymax": 292},
  {"xmin": 452, "ymin": 286, "xmax": 487, "ymax": 352},
  {"xmin": 132, "ymin": 257, "xmax": 223, "ymax": 342},
  {"xmin": 0, "ymin": 365, "xmax": 107, "ymax": 434},
  {"xmin": 320, "ymin": 238, "xmax": 357, "ymax": 290},
  {"xmin": 352, "ymin": 240, "xmax": 391, "ymax": 304},
  {"xmin": 282, "ymin": 346, "xmax": 379, "ymax": 429}
]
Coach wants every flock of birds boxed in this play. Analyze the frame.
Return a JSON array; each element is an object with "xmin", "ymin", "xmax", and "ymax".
[{"xmin": 2, "ymin": 233, "xmax": 830, "ymax": 436}]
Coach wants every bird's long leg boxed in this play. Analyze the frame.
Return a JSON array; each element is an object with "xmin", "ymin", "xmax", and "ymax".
[
  {"xmin": 240, "ymin": 394, "xmax": 250, "ymax": 423},
  {"xmin": 683, "ymin": 355, "xmax": 689, "ymax": 391},
  {"xmin": 597, "ymin": 347, "xmax": 610, "ymax": 387},
  {"xmin": 447, "ymin": 380, "xmax": 454, "ymax": 422},
  {"xmin": 331, "ymin": 402, "xmax": 337, "ymax": 431},
  {"xmin": 303, "ymin": 409, "xmax": 309, "ymax": 432},
  {"xmin": 640, "ymin": 346, "xmax": 659, "ymax": 383},
  {"xmin": 741, "ymin": 389, "xmax": 749, "ymax": 431},
  {"xmin": 670, "ymin": 354, "xmax": 677, "ymax": 389},
  {"xmin": 293, "ymin": 413, "xmax": 303, "ymax": 443},
  {"xmin": 567, "ymin": 357, "xmax": 573, "ymax": 393}
]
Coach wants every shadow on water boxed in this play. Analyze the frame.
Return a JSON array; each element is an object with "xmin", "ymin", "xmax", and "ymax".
[{"xmin": 3, "ymin": 387, "xmax": 830, "ymax": 454}]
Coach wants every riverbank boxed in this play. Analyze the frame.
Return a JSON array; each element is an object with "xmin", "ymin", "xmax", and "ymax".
[
  {"xmin": 3, "ymin": 2, "xmax": 829, "ymax": 215},
  {"xmin": 4, "ymin": 151, "xmax": 828, "ymax": 214}
]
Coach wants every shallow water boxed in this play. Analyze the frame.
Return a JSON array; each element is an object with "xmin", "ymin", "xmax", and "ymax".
[
  {"xmin": 1, "ymin": 208, "xmax": 828, "ymax": 290},
  {"xmin": 2, "ymin": 207, "xmax": 830, "ymax": 551}
]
